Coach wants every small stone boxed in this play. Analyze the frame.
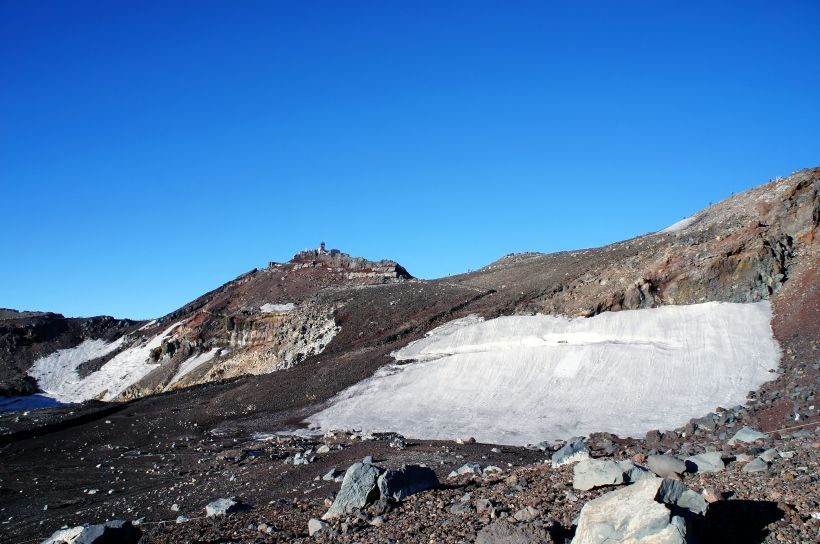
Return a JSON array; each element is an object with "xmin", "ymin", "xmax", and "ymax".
[
  {"xmin": 316, "ymin": 445, "xmax": 331, "ymax": 454},
  {"xmin": 685, "ymin": 451, "xmax": 725, "ymax": 473},
  {"xmin": 701, "ymin": 487, "xmax": 722, "ymax": 503},
  {"xmin": 475, "ymin": 498, "xmax": 494, "ymax": 514},
  {"xmin": 759, "ymin": 448, "xmax": 778, "ymax": 462},
  {"xmin": 308, "ymin": 518, "xmax": 328, "ymax": 537},
  {"xmin": 513, "ymin": 506, "xmax": 540, "ymax": 522},
  {"xmin": 646, "ymin": 454, "xmax": 686, "ymax": 478},
  {"xmin": 728, "ymin": 426, "xmax": 766, "ymax": 445},
  {"xmin": 448, "ymin": 462, "xmax": 482, "ymax": 478},
  {"xmin": 551, "ymin": 437, "xmax": 590, "ymax": 467},
  {"xmin": 742, "ymin": 458, "xmax": 769, "ymax": 473},
  {"xmin": 205, "ymin": 497, "xmax": 246, "ymax": 517}
]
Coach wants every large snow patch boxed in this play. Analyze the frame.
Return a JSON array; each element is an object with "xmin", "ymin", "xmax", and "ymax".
[{"xmin": 307, "ymin": 301, "xmax": 780, "ymax": 445}]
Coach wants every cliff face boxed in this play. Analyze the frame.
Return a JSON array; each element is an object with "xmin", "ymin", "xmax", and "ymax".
[
  {"xmin": 0, "ymin": 311, "xmax": 142, "ymax": 396},
  {"xmin": 1, "ymin": 249, "xmax": 415, "ymax": 401}
]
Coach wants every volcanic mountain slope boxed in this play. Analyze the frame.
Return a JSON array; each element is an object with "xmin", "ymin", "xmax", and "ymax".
[
  {"xmin": 0, "ymin": 168, "xmax": 817, "ymax": 543},
  {"xmin": 1, "ymin": 169, "xmax": 817, "ymax": 419},
  {"xmin": 0, "ymin": 250, "xmax": 414, "ymax": 404}
]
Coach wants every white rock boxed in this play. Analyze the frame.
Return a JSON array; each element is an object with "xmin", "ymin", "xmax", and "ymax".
[{"xmin": 573, "ymin": 478, "xmax": 689, "ymax": 544}]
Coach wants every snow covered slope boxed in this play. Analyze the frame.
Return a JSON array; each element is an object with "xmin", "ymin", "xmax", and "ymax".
[
  {"xmin": 29, "ymin": 322, "xmax": 181, "ymax": 402},
  {"xmin": 307, "ymin": 301, "xmax": 781, "ymax": 445}
]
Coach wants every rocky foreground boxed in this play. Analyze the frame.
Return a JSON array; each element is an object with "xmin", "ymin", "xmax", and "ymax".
[{"xmin": 15, "ymin": 410, "xmax": 819, "ymax": 544}]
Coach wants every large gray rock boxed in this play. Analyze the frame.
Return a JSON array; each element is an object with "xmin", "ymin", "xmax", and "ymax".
[
  {"xmin": 377, "ymin": 464, "xmax": 439, "ymax": 501},
  {"xmin": 323, "ymin": 462, "xmax": 382, "ymax": 519},
  {"xmin": 474, "ymin": 520, "xmax": 555, "ymax": 544},
  {"xmin": 205, "ymin": 497, "xmax": 246, "ymax": 517},
  {"xmin": 573, "ymin": 459, "xmax": 651, "ymax": 491},
  {"xmin": 573, "ymin": 478, "xmax": 691, "ymax": 544},
  {"xmin": 727, "ymin": 426, "xmax": 766, "ymax": 445},
  {"xmin": 646, "ymin": 454, "xmax": 687, "ymax": 477},
  {"xmin": 551, "ymin": 437, "xmax": 590, "ymax": 467},
  {"xmin": 42, "ymin": 520, "xmax": 141, "ymax": 544},
  {"xmin": 685, "ymin": 451, "xmax": 724, "ymax": 473}
]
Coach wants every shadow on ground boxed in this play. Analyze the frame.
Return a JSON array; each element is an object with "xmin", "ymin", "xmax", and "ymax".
[{"xmin": 701, "ymin": 500, "xmax": 784, "ymax": 544}]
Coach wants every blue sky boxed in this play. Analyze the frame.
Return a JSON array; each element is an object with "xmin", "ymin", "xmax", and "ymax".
[{"xmin": 1, "ymin": 1, "xmax": 818, "ymax": 319}]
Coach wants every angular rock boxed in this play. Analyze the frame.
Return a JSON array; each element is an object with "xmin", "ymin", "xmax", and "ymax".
[
  {"xmin": 475, "ymin": 520, "xmax": 555, "ymax": 544},
  {"xmin": 758, "ymin": 448, "xmax": 778, "ymax": 462},
  {"xmin": 551, "ymin": 437, "xmax": 590, "ymax": 467},
  {"xmin": 322, "ymin": 468, "xmax": 343, "ymax": 482},
  {"xmin": 448, "ymin": 462, "xmax": 482, "ymax": 477},
  {"xmin": 727, "ymin": 426, "xmax": 766, "ymax": 445},
  {"xmin": 573, "ymin": 478, "xmax": 690, "ymax": 544},
  {"xmin": 513, "ymin": 506, "xmax": 541, "ymax": 522},
  {"xmin": 205, "ymin": 497, "xmax": 246, "ymax": 517},
  {"xmin": 646, "ymin": 454, "xmax": 687, "ymax": 478},
  {"xmin": 377, "ymin": 464, "xmax": 439, "ymax": 501},
  {"xmin": 684, "ymin": 451, "xmax": 724, "ymax": 473},
  {"xmin": 655, "ymin": 479, "xmax": 708, "ymax": 516},
  {"xmin": 572, "ymin": 459, "xmax": 624, "ymax": 491},
  {"xmin": 308, "ymin": 518, "xmax": 328, "ymax": 537},
  {"xmin": 323, "ymin": 462, "xmax": 382, "ymax": 519},
  {"xmin": 573, "ymin": 459, "xmax": 649, "ymax": 491},
  {"xmin": 42, "ymin": 520, "xmax": 141, "ymax": 544}
]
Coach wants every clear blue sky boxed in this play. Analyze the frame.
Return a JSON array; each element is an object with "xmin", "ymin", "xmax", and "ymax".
[{"xmin": 1, "ymin": 1, "xmax": 818, "ymax": 319}]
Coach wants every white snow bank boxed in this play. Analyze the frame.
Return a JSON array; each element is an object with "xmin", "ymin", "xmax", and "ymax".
[
  {"xmin": 307, "ymin": 302, "xmax": 781, "ymax": 445},
  {"xmin": 260, "ymin": 302, "xmax": 296, "ymax": 313},
  {"xmin": 166, "ymin": 348, "xmax": 220, "ymax": 388},
  {"xmin": 30, "ymin": 322, "xmax": 182, "ymax": 403},
  {"xmin": 658, "ymin": 214, "xmax": 699, "ymax": 233}
]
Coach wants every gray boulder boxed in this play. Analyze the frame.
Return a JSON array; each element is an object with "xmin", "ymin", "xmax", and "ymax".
[
  {"xmin": 573, "ymin": 459, "xmax": 651, "ymax": 491},
  {"xmin": 727, "ymin": 426, "xmax": 766, "ymax": 445},
  {"xmin": 377, "ymin": 464, "xmax": 439, "ymax": 501},
  {"xmin": 655, "ymin": 478, "xmax": 708, "ymax": 516},
  {"xmin": 551, "ymin": 437, "xmax": 590, "ymax": 467},
  {"xmin": 741, "ymin": 457, "xmax": 769, "ymax": 473},
  {"xmin": 42, "ymin": 520, "xmax": 141, "ymax": 544},
  {"xmin": 684, "ymin": 451, "xmax": 724, "ymax": 473},
  {"xmin": 475, "ymin": 520, "xmax": 555, "ymax": 544},
  {"xmin": 323, "ymin": 462, "xmax": 382, "ymax": 519},
  {"xmin": 646, "ymin": 454, "xmax": 687, "ymax": 477},
  {"xmin": 573, "ymin": 478, "xmax": 692, "ymax": 544}
]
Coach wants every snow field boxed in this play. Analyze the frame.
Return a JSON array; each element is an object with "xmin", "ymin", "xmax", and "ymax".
[{"xmin": 307, "ymin": 301, "xmax": 781, "ymax": 445}]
